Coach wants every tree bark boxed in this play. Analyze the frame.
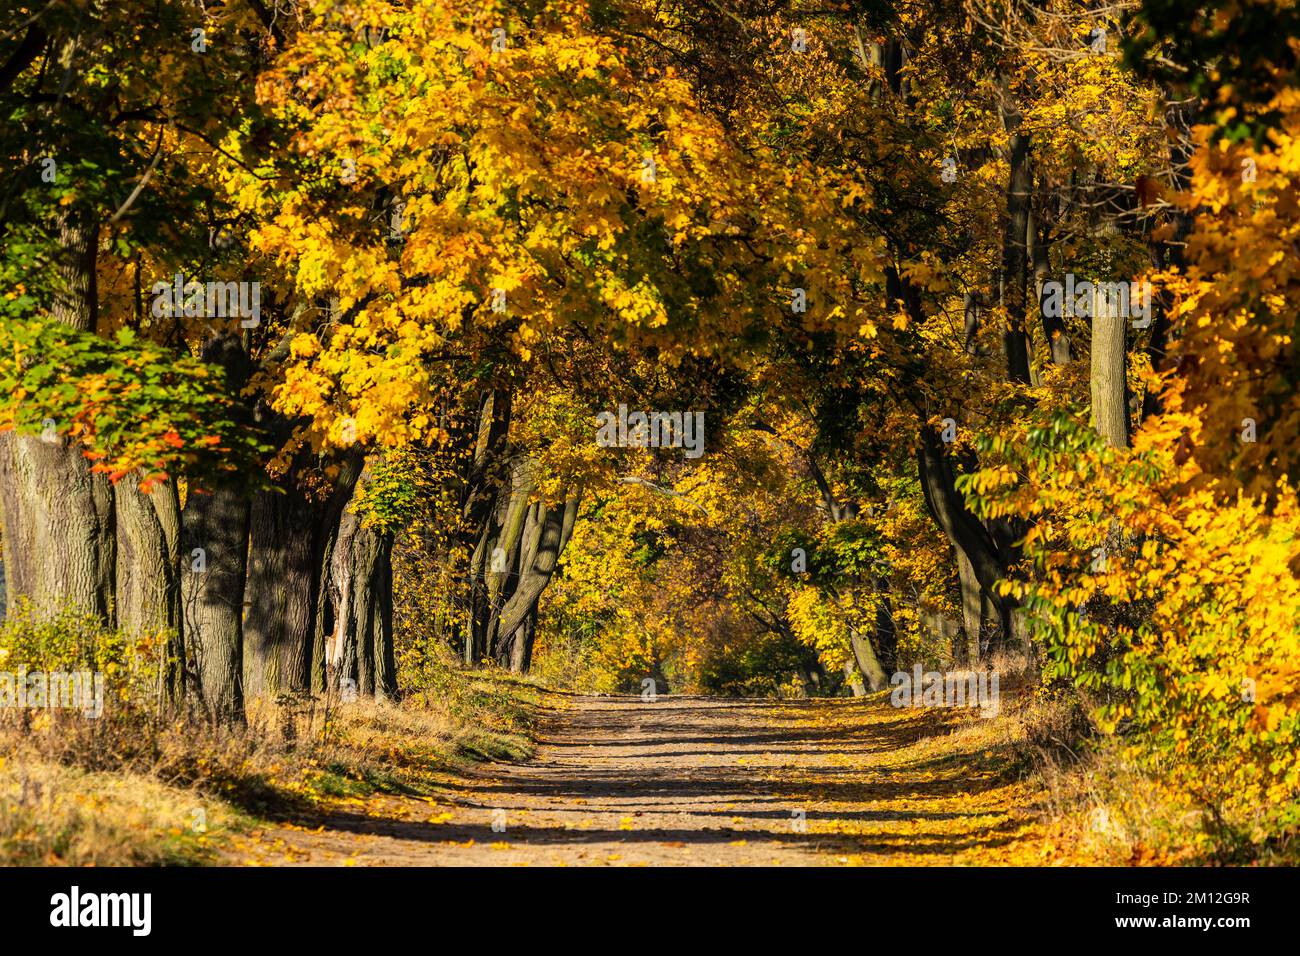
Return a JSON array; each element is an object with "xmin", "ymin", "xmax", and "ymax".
[
  {"xmin": 1000, "ymin": 126, "xmax": 1033, "ymax": 384},
  {"xmin": 506, "ymin": 597, "xmax": 539, "ymax": 674},
  {"xmin": 1090, "ymin": 294, "xmax": 1131, "ymax": 448},
  {"xmin": 307, "ymin": 451, "xmax": 365, "ymax": 694},
  {"xmin": 916, "ymin": 426, "xmax": 1005, "ymax": 597},
  {"xmin": 450, "ymin": 388, "xmax": 581, "ymax": 674},
  {"xmin": 0, "ymin": 430, "xmax": 115, "ymax": 621},
  {"xmin": 843, "ymin": 659, "xmax": 867, "ymax": 697},
  {"xmin": 114, "ymin": 475, "xmax": 180, "ymax": 635},
  {"xmin": 956, "ymin": 547, "xmax": 988, "ymax": 665},
  {"xmin": 484, "ymin": 456, "xmax": 536, "ymax": 659},
  {"xmin": 963, "ymin": 292, "xmax": 982, "ymax": 355},
  {"xmin": 181, "ymin": 480, "xmax": 250, "ymax": 724},
  {"xmin": 329, "ymin": 503, "xmax": 396, "ymax": 700},
  {"xmin": 0, "ymin": 206, "xmax": 115, "ymax": 622},
  {"xmin": 849, "ymin": 623, "xmax": 888, "ymax": 692},
  {"xmin": 916, "ymin": 424, "xmax": 1024, "ymax": 647},
  {"xmin": 1033, "ymin": 176, "xmax": 1070, "ymax": 364},
  {"xmin": 51, "ymin": 208, "xmax": 99, "ymax": 334},
  {"xmin": 873, "ymin": 578, "xmax": 898, "ymax": 673},
  {"xmin": 114, "ymin": 474, "xmax": 183, "ymax": 703},
  {"xmin": 490, "ymin": 491, "xmax": 581, "ymax": 656},
  {"xmin": 181, "ymin": 335, "xmax": 253, "ymax": 724},
  {"xmin": 460, "ymin": 389, "xmax": 512, "ymax": 664},
  {"xmin": 244, "ymin": 482, "xmax": 317, "ymax": 699}
]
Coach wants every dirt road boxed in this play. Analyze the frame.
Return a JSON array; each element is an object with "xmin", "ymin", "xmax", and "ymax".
[{"xmin": 238, "ymin": 693, "xmax": 1048, "ymax": 866}]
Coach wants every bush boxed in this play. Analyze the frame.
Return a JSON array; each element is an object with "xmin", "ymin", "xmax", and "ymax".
[{"xmin": 964, "ymin": 410, "xmax": 1300, "ymax": 858}]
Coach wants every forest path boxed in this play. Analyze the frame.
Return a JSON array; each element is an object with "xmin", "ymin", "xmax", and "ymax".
[{"xmin": 233, "ymin": 693, "xmax": 1053, "ymax": 866}]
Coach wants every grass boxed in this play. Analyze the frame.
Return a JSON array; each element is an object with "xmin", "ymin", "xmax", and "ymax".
[
  {"xmin": 906, "ymin": 652, "xmax": 1216, "ymax": 864},
  {"xmin": 0, "ymin": 755, "xmax": 238, "ymax": 866},
  {"xmin": 982, "ymin": 659, "xmax": 1300, "ymax": 866},
  {"xmin": 0, "ymin": 661, "xmax": 557, "ymax": 866}
]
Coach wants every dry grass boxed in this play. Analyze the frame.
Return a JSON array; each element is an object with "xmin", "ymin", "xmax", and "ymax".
[
  {"xmin": 0, "ymin": 666, "xmax": 552, "ymax": 866},
  {"xmin": 861, "ymin": 645, "xmax": 1300, "ymax": 865},
  {"xmin": 984, "ymin": 655, "xmax": 1297, "ymax": 865},
  {"xmin": 941, "ymin": 654, "xmax": 1165, "ymax": 863},
  {"xmin": 0, "ymin": 753, "xmax": 236, "ymax": 865},
  {"xmin": 864, "ymin": 649, "xmax": 1166, "ymax": 863}
]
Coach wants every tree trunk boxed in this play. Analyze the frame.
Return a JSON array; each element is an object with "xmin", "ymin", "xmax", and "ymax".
[
  {"xmin": 916, "ymin": 426, "xmax": 1007, "ymax": 600},
  {"xmin": 181, "ymin": 480, "xmax": 250, "ymax": 724},
  {"xmin": 956, "ymin": 547, "xmax": 988, "ymax": 665},
  {"xmin": 873, "ymin": 580, "xmax": 898, "ymax": 673},
  {"xmin": 308, "ymin": 451, "xmax": 365, "ymax": 694},
  {"xmin": 51, "ymin": 207, "xmax": 99, "ymax": 334},
  {"xmin": 489, "ymin": 491, "xmax": 581, "ymax": 652},
  {"xmin": 849, "ymin": 625, "xmax": 888, "ymax": 692},
  {"xmin": 181, "ymin": 335, "xmax": 253, "ymax": 725},
  {"xmin": 453, "ymin": 389, "xmax": 580, "ymax": 672},
  {"xmin": 1090, "ymin": 293, "xmax": 1130, "ymax": 448},
  {"xmin": 467, "ymin": 528, "xmax": 492, "ymax": 664},
  {"xmin": 963, "ymin": 292, "xmax": 982, "ymax": 355},
  {"xmin": 0, "ymin": 206, "xmax": 115, "ymax": 622},
  {"xmin": 330, "ymin": 504, "xmax": 397, "ymax": 700},
  {"xmin": 484, "ymin": 457, "xmax": 535, "ymax": 661},
  {"xmin": 916, "ymin": 424, "xmax": 1028, "ymax": 650},
  {"xmin": 506, "ymin": 598, "xmax": 539, "ymax": 674},
  {"xmin": 115, "ymin": 475, "xmax": 180, "ymax": 635},
  {"xmin": 843, "ymin": 659, "xmax": 867, "ymax": 697},
  {"xmin": 1033, "ymin": 176, "xmax": 1070, "ymax": 364},
  {"xmin": 114, "ymin": 474, "xmax": 183, "ymax": 702},
  {"xmin": 244, "ymin": 483, "xmax": 317, "ymax": 699},
  {"xmin": 459, "ymin": 389, "xmax": 512, "ymax": 664},
  {"xmin": 0, "ymin": 431, "xmax": 115, "ymax": 621},
  {"xmin": 1000, "ymin": 126, "xmax": 1033, "ymax": 384}
]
